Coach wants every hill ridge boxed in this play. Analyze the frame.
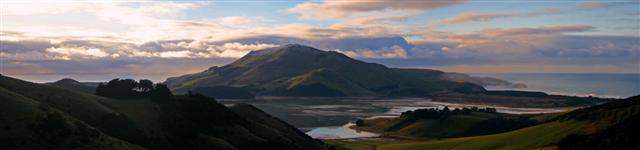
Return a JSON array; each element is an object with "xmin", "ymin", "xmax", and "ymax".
[{"xmin": 165, "ymin": 44, "xmax": 485, "ymax": 96}]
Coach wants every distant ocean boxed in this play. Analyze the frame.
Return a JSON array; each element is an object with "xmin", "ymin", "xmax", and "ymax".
[
  {"xmin": 6, "ymin": 73, "xmax": 639, "ymax": 98},
  {"xmin": 474, "ymin": 73, "xmax": 640, "ymax": 98}
]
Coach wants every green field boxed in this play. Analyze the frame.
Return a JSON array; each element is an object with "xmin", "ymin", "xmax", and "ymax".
[
  {"xmin": 359, "ymin": 112, "xmax": 498, "ymax": 137},
  {"xmin": 327, "ymin": 120, "xmax": 585, "ymax": 150}
]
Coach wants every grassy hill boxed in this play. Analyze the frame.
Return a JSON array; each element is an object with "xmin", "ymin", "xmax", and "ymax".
[
  {"xmin": 47, "ymin": 78, "xmax": 97, "ymax": 94},
  {"xmin": 355, "ymin": 110, "xmax": 537, "ymax": 138},
  {"xmin": 0, "ymin": 75, "xmax": 330, "ymax": 150},
  {"xmin": 375, "ymin": 120, "xmax": 586, "ymax": 150},
  {"xmin": 327, "ymin": 95, "xmax": 640, "ymax": 150},
  {"xmin": 0, "ymin": 86, "xmax": 144, "ymax": 150},
  {"xmin": 165, "ymin": 44, "xmax": 485, "ymax": 97}
]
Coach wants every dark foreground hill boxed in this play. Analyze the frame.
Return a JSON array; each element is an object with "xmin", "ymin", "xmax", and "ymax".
[
  {"xmin": 165, "ymin": 44, "xmax": 486, "ymax": 97},
  {"xmin": 556, "ymin": 95, "xmax": 640, "ymax": 149},
  {"xmin": 46, "ymin": 78, "xmax": 97, "ymax": 94},
  {"xmin": 0, "ymin": 75, "xmax": 330, "ymax": 150}
]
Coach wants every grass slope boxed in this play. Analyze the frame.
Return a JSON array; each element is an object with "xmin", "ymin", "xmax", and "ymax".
[
  {"xmin": 0, "ymin": 87, "xmax": 144, "ymax": 150},
  {"xmin": 378, "ymin": 121, "xmax": 585, "ymax": 150},
  {"xmin": 0, "ymin": 75, "xmax": 329, "ymax": 150},
  {"xmin": 328, "ymin": 120, "xmax": 584, "ymax": 150},
  {"xmin": 357, "ymin": 112, "xmax": 499, "ymax": 138}
]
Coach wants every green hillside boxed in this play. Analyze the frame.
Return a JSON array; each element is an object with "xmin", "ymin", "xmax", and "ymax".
[
  {"xmin": 165, "ymin": 44, "xmax": 485, "ymax": 97},
  {"xmin": 355, "ymin": 109, "xmax": 538, "ymax": 138},
  {"xmin": 376, "ymin": 120, "xmax": 585, "ymax": 150},
  {"xmin": 0, "ymin": 86, "xmax": 144, "ymax": 150},
  {"xmin": 327, "ymin": 95, "xmax": 640, "ymax": 150},
  {"xmin": 0, "ymin": 75, "xmax": 330, "ymax": 150}
]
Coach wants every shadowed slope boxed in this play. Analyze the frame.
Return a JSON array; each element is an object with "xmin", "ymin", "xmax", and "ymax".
[
  {"xmin": 165, "ymin": 44, "xmax": 485, "ymax": 97},
  {"xmin": 0, "ymin": 75, "xmax": 330, "ymax": 150}
]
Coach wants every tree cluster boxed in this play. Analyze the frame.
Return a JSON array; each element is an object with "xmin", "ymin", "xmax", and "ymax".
[
  {"xmin": 400, "ymin": 106, "xmax": 497, "ymax": 119},
  {"xmin": 96, "ymin": 78, "xmax": 172, "ymax": 100}
]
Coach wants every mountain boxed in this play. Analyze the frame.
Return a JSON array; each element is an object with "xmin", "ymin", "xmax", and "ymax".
[
  {"xmin": 438, "ymin": 72, "xmax": 514, "ymax": 87},
  {"xmin": 165, "ymin": 44, "xmax": 485, "ymax": 97},
  {"xmin": 47, "ymin": 78, "xmax": 97, "ymax": 94},
  {"xmin": 0, "ymin": 75, "xmax": 330, "ymax": 150}
]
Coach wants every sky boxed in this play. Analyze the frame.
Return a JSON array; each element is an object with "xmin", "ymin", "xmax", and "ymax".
[{"xmin": 1, "ymin": 0, "xmax": 639, "ymax": 82}]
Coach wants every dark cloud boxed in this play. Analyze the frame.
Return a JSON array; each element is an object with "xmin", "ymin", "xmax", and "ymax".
[
  {"xmin": 538, "ymin": 36, "xmax": 639, "ymax": 58},
  {"xmin": 0, "ymin": 40, "xmax": 53, "ymax": 53}
]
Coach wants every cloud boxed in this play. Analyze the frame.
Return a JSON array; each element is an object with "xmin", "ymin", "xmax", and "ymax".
[
  {"xmin": 1, "ymin": 1, "xmax": 205, "ymax": 43},
  {"xmin": 465, "ymin": 25, "xmax": 594, "ymax": 37},
  {"xmin": 429, "ymin": 1, "xmax": 629, "ymax": 28},
  {"xmin": 430, "ymin": 25, "xmax": 594, "ymax": 54},
  {"xmin": 288, "ymin": 0, "xmax": 466, "ymax": 19},
  {"xmin": 399, "ymin": 25, "xmax": 639, "ymax": 70},
  {"xmin": 429, "ymin": 9, "xmax": 566, "ymax": 28},
  {"xmin": 1, "ymin": 39, "xmax": 281, "ymax": 61},
  {"xmin": 337, "ymin": 45, "xmax": 408, "ymax": 59},
  {"xmin": 330, "ymin": 10, "xmax": 422, "ymax": 27},
  {"xmin": 45, "ymin": 47, "xmax": 111, "ymax": 60},
  {"xmin": 219, "ymin": 16, "xmax": 253, "ymax": 26},
  {"xmin": 1, "ymin": 1, "xmax": 90, "ymax": 15},
  {"xmin": 2, "ymin": 1, "xmax": 199, "ymax": 24},
  {"xmin": 578, "ymin": 1, "xmax": 608, "ymax": 10},
  {"xmin": 430, "ymin": 12, "xmax": 516, "ymax": 27}
]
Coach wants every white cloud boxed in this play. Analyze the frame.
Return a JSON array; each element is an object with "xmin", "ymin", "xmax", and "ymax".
[
  {"xmin": 1, "ymin": 1, "xmax": 203, "ymax": 43},
  {"xmin": 158, "ymin": 50, "xmax": 195, "ymax": 58},
  {"xmin": 288, "ymin": 0, "xmax": 466, "ymax": 19},
  {"xmin": 45, "ymin": 46, "xmax": 110, "ymax": 60},
  {"xmin": 219, "ymin": 16, "xmax": 253, "ymax": 26},
  {"xmin": 33, "ymin": 40, "xmax": 280, "ymax": 60},
  {"xmin": 204, "ymin": 42, "xmax": 279, "ymax": 58},
  {"xmin": 337, "ymin": 45, "xmax": 408, "ymax": 59}
]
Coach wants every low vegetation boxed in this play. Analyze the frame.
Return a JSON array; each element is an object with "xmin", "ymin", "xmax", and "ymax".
[{"xmin": 95, "ymin": 79, "xmax": 172, "ymax": 100}]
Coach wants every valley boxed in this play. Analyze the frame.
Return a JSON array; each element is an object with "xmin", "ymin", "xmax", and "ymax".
[{"xmin": 217, "ymin": 97, "xmax": 574, "ymax": 129}]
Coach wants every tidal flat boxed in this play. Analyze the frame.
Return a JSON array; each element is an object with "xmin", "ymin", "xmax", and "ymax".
[{"xmin": 218, "ymin": 97, "xmax": 573, "ymax": 129}]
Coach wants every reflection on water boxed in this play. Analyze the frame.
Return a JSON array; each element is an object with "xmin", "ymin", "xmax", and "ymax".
[{"xmin": 306, "ymin": 123, "xmax": 379, "ymax": 139}]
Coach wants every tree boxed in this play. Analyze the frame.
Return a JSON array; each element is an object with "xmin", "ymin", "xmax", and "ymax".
[
  {"xmin": 138, "ymin": 79, "xmax": 154, "ymax": 97},
  {"xmin": 355, "ymin": 119, "xmax": 365, "ymax": 126},
  {"xmin": 442, "ymin": 106, "xmax": 451, "ymax": 113},
  {"xmin": 95, "ymin": 78, "xmax": 170, "ymax": 99},
  {"xmin": 151, "ymin": 84, "xmax": 172, "ymax": 101},
  {"xmin": 96, "ymin": 83, "xmax": 105, "ymax": 96},
  {"xmin": 138, "ymin": 80, "xmax": 153, "ymax": 92}
]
